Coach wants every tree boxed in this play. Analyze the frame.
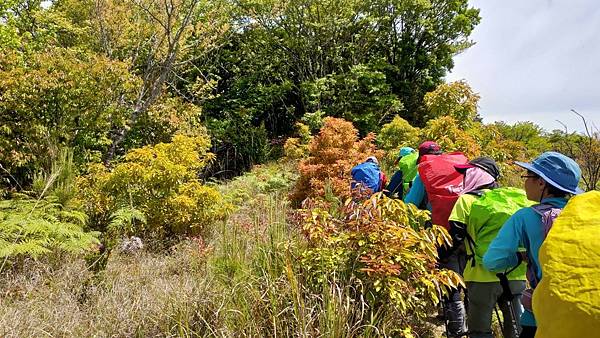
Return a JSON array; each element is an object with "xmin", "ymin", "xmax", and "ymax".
[
  {"xmin": 86, "ymin": 0, "xmax": 231, "ymax": 161},
  {"xmin": 424, "ymin": 80, "xmax": 480, "ymax": 128},
  {"xmin": 367, "ymin": 0, "xmax": 480, "ymax": 125},
  {"xmin": 420, "ymin": 116, "xmax": 481, "ymax": 158},
  {"xmin": 493, "ymin": 121, "xmax": 550, "ymax": 156},
  {"xmin": 0, "ymin": 48, "xmax": 138, "ymax": 188},
  {"xmin": 48, "ymin": 0, "xmax": 230, "ymax": 160},
  {"xmin": 302, "ymin": 63, "xmax": 403, "ymax": 134},
  {"xmin": 181, "ymin": 0, "xmax": 479, "ymax": 173},
  {"xmin": 552, "ymin": 111, "xmax": 600, "ymax": 191}
]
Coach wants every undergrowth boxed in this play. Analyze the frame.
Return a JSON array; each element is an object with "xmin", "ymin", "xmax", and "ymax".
[{"xmin": 0, "ymin": 161, "xmax": 446, "ymax": 337}]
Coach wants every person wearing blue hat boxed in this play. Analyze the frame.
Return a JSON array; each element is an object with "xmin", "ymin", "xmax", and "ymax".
[
  {"xmin": 398, "ymin": 146, "xmax": 416, "ymax": 159},
  {"xmin": 483, "ymin": 151, "xmax": 583, "ymax": 338},
  {"xmin": 385, "ymin": 147, "xmax": 418, "ymax": 198}
]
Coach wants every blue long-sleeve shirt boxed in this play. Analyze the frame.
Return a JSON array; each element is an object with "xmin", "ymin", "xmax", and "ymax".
[
  {"xmin": 403, "ymin": 174, "xmax": 432, "ymax": 211},
  {"xmin": 483, "ymin": 197, "xmax": 568, "ymax": 327}
]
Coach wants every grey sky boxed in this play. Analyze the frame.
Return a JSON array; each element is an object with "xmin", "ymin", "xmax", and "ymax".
[{"xmin": 446, "ymin": 0, "xmax": 600, "ymax": 133}]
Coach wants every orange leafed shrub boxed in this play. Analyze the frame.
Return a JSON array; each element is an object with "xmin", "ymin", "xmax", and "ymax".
[{"xmin": 289, "ymin": 117, "xmax": 383, "ymax": 205}]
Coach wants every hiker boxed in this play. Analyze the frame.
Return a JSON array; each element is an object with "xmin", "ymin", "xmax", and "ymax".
[
  {"xmin": 385, "ymin": 147, "xmax": 418, "ymax": 198},
  {"xmin": 444, "ymin": 157, "xmax": 530, "ymax": 338},
  {"xmin": 351, "ymin": 156, "xmax": 387, "ymax": 196},
  {"xmin": 483, "ymin": 151, "xmax": 583, "ymax": 338},
  {"xmin": 404, "ymin": 141, "xmax": 469, "ymax": 337}
]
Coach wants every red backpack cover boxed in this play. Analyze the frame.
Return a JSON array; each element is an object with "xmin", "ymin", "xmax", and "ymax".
[{"xmin": 418, "ymin": 152, "xmax": 468, "ymax": 229}]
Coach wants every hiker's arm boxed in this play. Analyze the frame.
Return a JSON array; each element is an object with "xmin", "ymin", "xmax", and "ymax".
[
  {"xmin": 438, "ymin": 220, "xmax": 467, "ymax": 260},
  {"xmin": 385, "ymin": 170, "xmax": 403, "ymax": 197},
  {"xmin": 449, "ymin": 220, "xmax": 467, "ymax": 248},
  {"xmin": 483, "ymin": 214, "xmax": 522, "ymax": 271},
  {"xmin": 404, "ymin": 174, "xmax": 425, "ymax": 206},
  {"xmin": 446, "ymin": 195, "xmax": 472, "ymax": 255}
]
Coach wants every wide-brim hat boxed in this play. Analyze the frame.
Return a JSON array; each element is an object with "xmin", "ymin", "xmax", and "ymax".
[
  {"xmin": 515, "ymin": 151, "xmax": 584, "ymax": 195},
  {"xmin": 455, "ymin": 156, "xmax": 501, "ymax": 180}
]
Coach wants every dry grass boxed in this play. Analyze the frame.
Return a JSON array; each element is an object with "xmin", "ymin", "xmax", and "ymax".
[
  {"xmin": 0, "ymin": 243, "xmax": 219, "ymax": 337},
  {"xmin": 0, "ymin": 184, "xmax": 308, "ymax": 337}
]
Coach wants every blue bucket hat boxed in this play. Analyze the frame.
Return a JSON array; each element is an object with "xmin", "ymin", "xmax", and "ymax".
[
  {"xmin": 398, "ymin": 147, "xmax": 415, "ymax": 158},
  {"xmin": 515, "ymin": 151, "xmax": 583, "ymax": 195}
]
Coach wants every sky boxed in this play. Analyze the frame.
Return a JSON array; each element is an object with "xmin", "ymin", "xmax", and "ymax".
[{"xmin": 446, "ymin": 0, "xmax": 600, "ymax": 133}]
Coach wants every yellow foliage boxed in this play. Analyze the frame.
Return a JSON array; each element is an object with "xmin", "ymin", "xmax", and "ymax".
[
  {"xmin": 424, "ymin": 80, "xmax": 480, "ymax": 128},
  {"xmin": 377, "ymin": 116, "xmax": 421, "ymax": 167},
  {"xmin": 420, "ymin": 116, "xmax": 481, "ymax": 158},
  {"xmin": 284, "ymin": 123, "xmax": 312, "ymax": 160},
  {"xmin": 77, "ymin": 135, "xmax": 230, "ymax": 240}
]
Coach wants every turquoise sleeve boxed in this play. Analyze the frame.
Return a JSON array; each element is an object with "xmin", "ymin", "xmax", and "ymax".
[
  {"xmin": 403, "ymin": 174, "xmax": 426, "ymax": 207},
  {"xmin": 482, "ymin": 213, "xmax": 521, "ymax": 272}
]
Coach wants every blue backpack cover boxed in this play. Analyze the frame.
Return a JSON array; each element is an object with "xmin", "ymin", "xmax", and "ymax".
[{"xmin": 351, "ymin": 162, "xmax": 381, "ymax": 193}]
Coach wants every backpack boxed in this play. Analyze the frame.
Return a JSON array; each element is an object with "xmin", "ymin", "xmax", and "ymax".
[
  {"xmin": 527, "ymin": 204, "xmax": 562, "ymax": 286},
  {"xmin": 534, "ymin": 191, "xmax": 600, "ymax": 338},
  {"xmin": 385, "ymin": 152, "xmax": 418, "ymax": 198},
  {"xmin": 467, "ymin": 187, "xmax": 534, "ymax": 269},
  {"xmin": 351, "ymin": 161, "xmax": 382, "ymax": 193},
  {"xmin": 398, "ymin": 151, "xmax": 418, "ymax": 193},
  {"xmin": 522, "ymin": 203, "xmax": 562, "ymax": 311},
  {"xmin": 418, "ymin": 152, "xmax": 468, "ymax": 229}
]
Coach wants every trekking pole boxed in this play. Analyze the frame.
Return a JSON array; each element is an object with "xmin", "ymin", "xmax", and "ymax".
[
  {"xmin": 496, "ymin": 272, "xmax": 521, "ymax": 338},
  {"xmin": 493, "ymin": 305, "xmax": 507, "ymax": 338}
]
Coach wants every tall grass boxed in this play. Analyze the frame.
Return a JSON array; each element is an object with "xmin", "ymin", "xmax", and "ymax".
[{"xmin": 0, "ymin": 161, "xmax": 441, "ymax": 337}]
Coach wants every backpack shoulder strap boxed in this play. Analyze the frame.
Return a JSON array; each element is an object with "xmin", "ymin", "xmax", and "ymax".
[
  {"xmin": 527, "ymin": 203, "xmax": 563, "ymax": 288},
  {"xmin": 531, "ymin": 203, "xmax": 555, "ymax": 216}
]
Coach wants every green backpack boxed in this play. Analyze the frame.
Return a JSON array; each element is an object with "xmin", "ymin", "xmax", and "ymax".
[
  {"xmin": 467, "ymin": 187, "xmax": 535, "ymax": 267},
  {"xmin": 398, "ymin": 151, "xmax": 418, "ymax": 194}
]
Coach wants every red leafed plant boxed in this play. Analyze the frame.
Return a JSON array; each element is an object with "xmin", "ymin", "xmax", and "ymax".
[{"xmin": 289, "ymin": 117, "xmax": 383, "ymax": 206}]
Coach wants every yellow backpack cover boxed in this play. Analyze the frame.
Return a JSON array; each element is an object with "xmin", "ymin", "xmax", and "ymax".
[{"xmin": 534, "ymin": 191, "xmax": 600, "ymax": 337}]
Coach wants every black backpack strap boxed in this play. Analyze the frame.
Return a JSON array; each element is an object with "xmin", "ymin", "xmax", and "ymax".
[{"xmin": 464, "ymin": 232, "xmax": 477, "ymax": 267}]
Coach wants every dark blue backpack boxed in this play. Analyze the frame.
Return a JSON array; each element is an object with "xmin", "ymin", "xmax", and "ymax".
[{"xmin": 351, "ymin": 162, "xmax": 381, "ymax": 193}]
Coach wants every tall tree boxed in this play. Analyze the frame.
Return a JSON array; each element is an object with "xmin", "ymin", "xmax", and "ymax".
[{"xmin": 190, "ymin": 0, "xmax": 480, "ymax": 134}]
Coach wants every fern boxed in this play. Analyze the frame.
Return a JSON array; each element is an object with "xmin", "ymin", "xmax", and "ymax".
[
  {"xmin": 107, "ymin": 206, "xmax": 147, "ymax": 238},
  {"xmin": 0, "ymin": 197, "xmax": 100, "ymax": 263}
]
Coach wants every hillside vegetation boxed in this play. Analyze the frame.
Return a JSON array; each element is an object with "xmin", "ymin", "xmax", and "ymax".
[{"xmin": 1, "ymin": 1, "xmax": 599, "ymax": 337}]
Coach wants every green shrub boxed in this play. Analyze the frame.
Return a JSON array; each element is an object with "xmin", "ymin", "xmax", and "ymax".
[
  {"xmin": 423, "ymin": 80, "xmax": 480, "ymax": 128},
  {"xmin": 283, "ymin": 122, "xmax": 312, "ymax": 160},
  {"xmin": 77, "ymin": 134, "xmax": 231, "ymax": 241},
  {"xmin": 221, "ymin": 161, "xmax": 298, "ymax": 206},
  {"xmin": 377, "ymin": 116, "xmax": 421, "ymax": 169},
  {"xmin": 0, "ymin": 48, "xmax": 138, "ymax": 188}
]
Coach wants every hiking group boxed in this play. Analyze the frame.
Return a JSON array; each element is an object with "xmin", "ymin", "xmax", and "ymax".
[{"xmin": 350, "ymin": 142, "xmax": 600, "ymax": 338}]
